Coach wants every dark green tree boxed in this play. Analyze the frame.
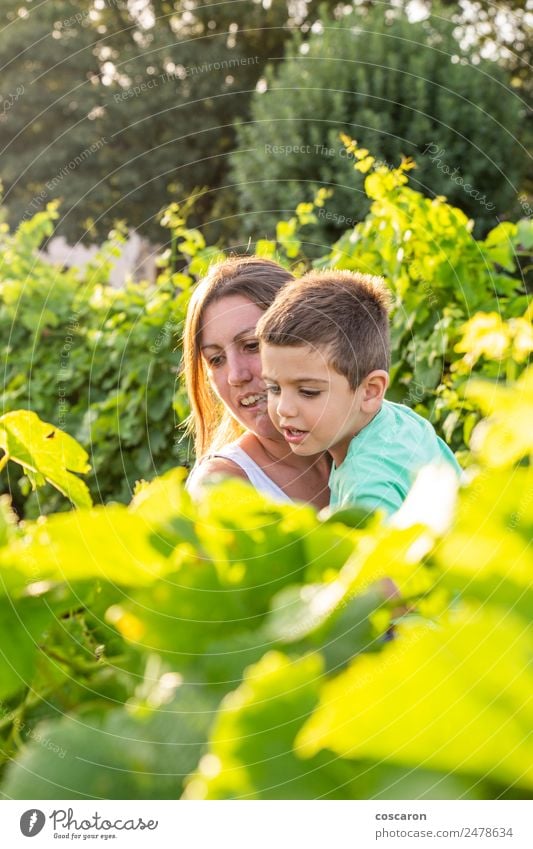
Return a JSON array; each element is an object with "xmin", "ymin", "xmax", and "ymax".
[
  {"xmin": 0, "ymin": 0, "xmax": 105, "ymax": 239},
  {"xmin": 95, "ymin": 0, "xmax": 340, "ymax": 244},
  {"xmin": 230, "ymin": 3, "xmax": 527, "ymax": 247},
  {"xmin": 0, "ymin": 0, "xmax": 338, "ymax": 244}
]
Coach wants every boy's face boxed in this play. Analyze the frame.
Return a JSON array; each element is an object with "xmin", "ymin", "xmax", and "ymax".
[{"xmin": 261, "ymin": 343, "xmax": 372, "ymax": 466}]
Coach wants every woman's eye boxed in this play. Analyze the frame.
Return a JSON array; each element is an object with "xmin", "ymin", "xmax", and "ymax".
[
  {"xmin": 300, "ymin": 389, "xmax": 321, "ymax": 398},
  {"xmin": 243, "ymin": 340, "xmax": 260, "ymax": 353},
  {"xmin": 265, "ymin": 384, "xmax": 280, "ymax": 394},
  {"xmin": 208, "ymin": 355, "xmax": 223, "ymax": 367}
]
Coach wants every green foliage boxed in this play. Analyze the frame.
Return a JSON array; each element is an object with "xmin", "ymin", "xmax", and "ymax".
[
  {"xmin": 231, "ymin": 5, "xmax": 526, "ymax": 245},
  {"xmin": 0, "ymin": 136, "xmax": 531, "ymax": 801},
  {"xmin": 314, "ymin": 143, "xmax": 531, "ymax": 452},
  {"xmin": 0, "ymin": 377, "xmax": 531, "ymax": 799},
  {"xmin": 465, "ymin": 368, "xmax": 533, "ymax": 467},
  {"xmin": 0, "ymin": 206, "xmax": 191, "ymax": 514},
  {"xmin": 298, "ymin": 606, "xmax": 532, "ymax": 790},
  {"xmin": 2, "ymin": 682, "xmax": 216, "ymax": 800}
]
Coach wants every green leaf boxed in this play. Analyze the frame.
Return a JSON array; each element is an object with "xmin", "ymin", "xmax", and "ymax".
[
  {"xmin": 515, "ymin": 218, "xmax": 533, "ymax": 251},
  {"xmin": 264, "ymin": 581, "xmax": 385, "ymax": 673},
  {"xmin": 434, "ymin": 467, "xmax": 533, "ymax": 621},
  {"xmin": 187, "ymin": 651, "xmax": 332, "ymax": 799},
  {"xmin": 298, "ymin": 605, "xmax": 533, "ymax": 791},
  {"xmin": 187, "ymin": 648, "xmax": 473, "ymax": 800},
  {"xmin": 343, "ymin": 524, "xmax": 435, "ymax": 602},
  {"xmin": 263, "ymin": 583, "xmax": 347, "ymax": 645},
  {"xmin": 466, "ymin": 367, "xmax": 533, "ymax": 467},
  {"xmin": 0, "ymin": 595, "xmax": 55, "ymax": 701},
  {"xmin": 3, "ymin": 684, "xmax": 216, "ymax": 799},
  {"xmin": 0, "ymin": 411, "xmax": 92, "ymax": 509},
  {"xmin": 276, "ymin": 219, "xmax": 296, "ymax": 240},
  {"xmin": 0, "ymin": 495, "xmax": 18, "ymax": 548},
  {"xmin": 0, "ymin": 504, "xmax": 176, "ymax": 592},
  {"xmin": 188, "ymin": 247, "xmax": 226, "ymax": 277},
  {"xmin": 482, "ymin": 222, "xmax": 517, "ymax": 272},
  {"xmin": 255, "ymin": 239, "xmax": 277, "ymax": 259},
  {"xmin": 177, "ymin": 229, "xmax": 206, "ymax": 257},
  {"xmin": 301, "ymin": 521, "xmax": 358, "ymax": 582}
]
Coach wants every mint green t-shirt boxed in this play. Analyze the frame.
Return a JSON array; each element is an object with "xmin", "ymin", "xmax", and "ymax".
[{"xmin": 329, "ymin": 400, "xmax": 461, "ymax": 515}]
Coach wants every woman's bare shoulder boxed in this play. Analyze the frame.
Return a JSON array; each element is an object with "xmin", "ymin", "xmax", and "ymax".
[
  {"xmin": 199, "ymin": 456, "xmax": 249, "ymax": 480},
  {"xmin": 188, "ymin": 457, "xmax": 249, "ymax": 496}
]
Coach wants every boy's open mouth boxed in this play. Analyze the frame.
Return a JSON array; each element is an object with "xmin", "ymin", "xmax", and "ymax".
[{"xmin": 282, "ymin": 426, "xmax": 308, "ymax": 444}]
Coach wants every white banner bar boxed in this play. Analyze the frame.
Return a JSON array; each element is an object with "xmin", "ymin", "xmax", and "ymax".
[{"xmin": 2, "ymin": 800, "xmax": 532, "ymax": 848}]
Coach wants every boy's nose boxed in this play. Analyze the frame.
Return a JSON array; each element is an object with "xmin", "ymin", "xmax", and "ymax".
[{"xmin": 276, "ymin": 394, "xmax": 297, "ymax": 419}]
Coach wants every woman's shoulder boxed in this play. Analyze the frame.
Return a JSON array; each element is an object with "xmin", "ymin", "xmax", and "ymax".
[
  {"xmin": 186, "ymin": 451, "xmax": 249, "ymax": 496},
  {"xmin": 186, "ymin": 439, "xmax": 293, "ymax": 504}
]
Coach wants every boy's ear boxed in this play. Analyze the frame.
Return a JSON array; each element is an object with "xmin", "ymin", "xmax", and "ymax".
[{"xmin": 360, "ymin": 370, "xmax": 389, "ymax": 411}]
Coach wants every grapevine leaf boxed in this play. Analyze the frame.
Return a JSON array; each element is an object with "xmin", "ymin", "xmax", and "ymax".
[
  {"xmin": 0, "ymin": 411, "xmax": 92, "ymax": 509},
  {"xmin": 298, "ymin": 605, "xmax": 533, "ymax": 791},
  {"xmin": 3, "ymin": 684, "xmax": 216, "ymax": 799}
]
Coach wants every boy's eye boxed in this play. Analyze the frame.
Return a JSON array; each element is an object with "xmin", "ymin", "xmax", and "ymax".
[
  {"xmin": 243, "ymin": 340, "xmax": 260, "ymax": 353},
  {"xmin": 300, "ymin": 389, "xmax": 321, "ymax": 398},
  {"xmin": 265, "ymin": 384, "xmax": 280, "ymax": 394}
]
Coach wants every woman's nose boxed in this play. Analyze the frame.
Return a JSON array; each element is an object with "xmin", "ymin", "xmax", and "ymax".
[{"xmin": 227, "ymin": 352, "xmax": 253, "ymax": 385}]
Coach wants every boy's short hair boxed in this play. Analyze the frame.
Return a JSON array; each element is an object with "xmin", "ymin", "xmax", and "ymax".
[{"xmin": 256, "ymin": 269, "xmax": 391, "ymax": 389}]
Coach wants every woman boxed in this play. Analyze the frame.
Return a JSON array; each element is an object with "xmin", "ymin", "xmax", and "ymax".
[{"xmin": 183, "ymin": 256, "xmax": 330, "ymax": 508}]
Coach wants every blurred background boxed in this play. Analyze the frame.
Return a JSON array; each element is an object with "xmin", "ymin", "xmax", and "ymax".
[{"xmin": 1, "ymin": 0, "xmax": 531, "ymax": 270}]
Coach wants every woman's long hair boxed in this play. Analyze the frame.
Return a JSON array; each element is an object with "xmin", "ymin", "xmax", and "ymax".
[{"xmin": 182, "ymin": 256, "xmax": 294, "ymax": 459}]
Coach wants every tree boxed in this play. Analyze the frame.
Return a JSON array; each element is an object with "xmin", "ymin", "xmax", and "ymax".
[
  {"xmin": 230, "ymin": 3, "xmax": 527, "ymax": 247},
  {"xmin": 0, "ymin": 0, "xmax": 338, "ymax": 244},
  {"xmin": 0, "ymin": 1, "xmax": 105, "ymax": 240}
]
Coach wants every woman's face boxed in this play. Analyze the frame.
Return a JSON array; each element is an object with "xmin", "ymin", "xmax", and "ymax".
[{"xmin": 200, "ymin": 294, "xmax": 280, "ymax": 439}]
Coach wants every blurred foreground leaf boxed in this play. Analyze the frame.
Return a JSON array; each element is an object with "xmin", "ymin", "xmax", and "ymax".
[
  {"xmin": 3, "ymin": 684, "xmax": 215, "ymax": 800},
  {"xmin": 298, "ymin": 606, "xmax": 533, "ymax": 791}
]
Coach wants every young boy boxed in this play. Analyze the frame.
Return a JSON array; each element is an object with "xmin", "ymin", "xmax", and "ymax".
[{"xmin": 256, "ymin": 270, "xmax": 461, "ymax": 515}]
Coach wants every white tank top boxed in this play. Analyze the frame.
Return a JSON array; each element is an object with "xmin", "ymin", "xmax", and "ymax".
[{"xmin": 186, "ymin": 442, "xmax": 293, "ymax": 503}]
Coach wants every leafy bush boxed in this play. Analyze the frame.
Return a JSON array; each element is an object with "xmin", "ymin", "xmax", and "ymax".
[
  {"xmin": 2, "ymin": 143, "xmax": 531, "ymax": 516},
  {"xmin": 0, "ymin": 370, "xmax": 531, "ymax": 799},
  {"xmin": 315, "ymin": 141, "xmax": 532, "ymax": 455},
  {"xmin": 0, "ymin": 205, "xmax": 192, "ymax": 515},
  {"xmin": 0, "ymin": 141, "xmax": 531, "ymax": 798}
]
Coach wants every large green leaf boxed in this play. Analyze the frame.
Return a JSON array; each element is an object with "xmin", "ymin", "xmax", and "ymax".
[
  {"xmin": 107, "ymin": 479, "xmax": 363, "ymax": 663},
  {"xmin": 0, "ymin": 595, "xmax": 55, "ymax": 701},
  {"xmin": 434, "ymin": 467, "xmax": 533, "ymax": 621},
  {"xmin": 298, "ymin": 605, "xmax": 533, "ymax": 791},
  {"xmin": 466, "ymin": 367, "xmax": 533, "ymax": 467},
  {"xmin": 264, "ymin": 582, "xmax": 390, "ymax": 674},
  {"xmin": 342, "ymin": 524, "xmax": 436, "ymax": 601},
  {"xmin": 0, "ymin": 504, "xmax": 177, "ymax": 593},
  {"xmin": 188, "ymin": 650, "xmax": 484, "ymax": 800},
  {"xmin": 0, "ymin": 411, "xmax": 92, "ymax": 508},
  {"xmin": 3, "ymin": 683, "xmax": 216, "ymax": 799},
  {"xmin": 187, "ymin": 651, "xmax": 333, "ymax": 799},
  {"xmin": 105, "ymin": 559, "xmax": 254, "ymax": 662}
]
